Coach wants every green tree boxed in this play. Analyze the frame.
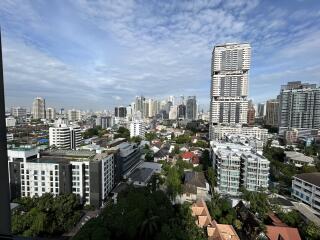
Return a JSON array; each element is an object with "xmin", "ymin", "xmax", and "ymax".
[
  {"xmin": 145, "ymin": 132, "xmax": 157, "ymax": 142},
  {"xmin": 114, "ymin": 127, "xmax": 130, "ymax": 140},
  {"xmin": 166, "ymin": 166, "xmax": 182, "ymax": 200}
]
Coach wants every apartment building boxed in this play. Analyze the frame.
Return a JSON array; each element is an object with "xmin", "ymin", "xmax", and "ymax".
[
  {"xmin": 265, "ymin": 99, "xmax": 279, "ymax": 127},
  {"xmin": 8, "ymin": 149, "xmax": 115, "ymax": 208},
  {"xmin": 32, "ymin": 97, "xmax": 45, "ymax": 119},
  {"xmin": 11, "ymin": 107, "xmax": 27, "ymax": 118},
  {"xmin": 210, "ymin": 43, "xmax": 251, "ymax": 131},
  {"xmin": 211, "ymin": 141, "xmax": 269, "ymax": 196},
  {"xmin": 292, "ymin": 173, "xmax": 320, "ymax": 213},
  {"xmin": 279, "ymin": 81, "xmax": 320, "ymax": 130},
  {"xmin": 46, "ymin": 107, "xmax": 56, "ymax": 120},
  {"xmin": 130, "ymin": 120, "xmax": 145, "ymax": 138},
  {"xmin": 211, "ymin": 125, "xmax": 269, "ymax": 142},
  {"xmin": 49, "ymin": 120, "xmax": 81, "ymax": 150}
]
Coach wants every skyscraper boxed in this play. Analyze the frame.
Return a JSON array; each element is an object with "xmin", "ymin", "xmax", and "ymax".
[
  {"xmin": 115, "ymin": 106, "xmax": 127, "ymax": 118},
  {"xmin": 210, "ymin": 43, "xmax": 251, "ymax": 135},
  {"xmin": 186, "ymin": 96, "xmax": 197, "ymax": 120},
  {"xmin": 178, "ymin": 104, "xmax": 186, "ymax": 119},
  {"xmin": 46, "ymin": 107, "xmax": 56, "ymax": 120},
  {"xmin": 257, "ymin": 103, "xmax": 265, "ymax": 118},
  {"xmin": 265, "ymin": 98, "xmax": 279, "ymax": 127},
  {"xmin": 279, "ymin": 81, "xmax": 320, "ymax": 130},
  {"xmin": 67, "ymin": 109, "xmax": 81, "ymax": 122},
  {"xmin": 32, "ymin": 97, "xmax": 46, "ymax": 119}
]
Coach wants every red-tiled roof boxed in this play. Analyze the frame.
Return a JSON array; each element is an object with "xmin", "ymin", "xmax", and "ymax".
[
  {"xmin": 266, "ymin": 226, "xmax": 301, "ymax": 240},
  {"xmin": 181, "ymin": 151, "xmax": 195, "ymax": 159}
]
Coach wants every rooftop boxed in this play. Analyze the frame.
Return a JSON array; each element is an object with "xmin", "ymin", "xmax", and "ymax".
[
  {"xmin": 128, "ymin": 167, "xmax": 153, "ymax": 184},
  {"xmin": 266, "ymin": 226, "xmax": 301, "ymax": 240},
  {"xmin": 294, "ymin": 172, "xmax": 320, "ymax": 187}
]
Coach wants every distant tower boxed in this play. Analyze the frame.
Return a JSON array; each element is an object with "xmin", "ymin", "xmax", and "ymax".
[
  {"xmin": 32, "ymin": 97, "xmax": 46, "ymax": 119},
  {"xmin": 210, "ymin": 43, "xmax": 251, "ymax": 139}
]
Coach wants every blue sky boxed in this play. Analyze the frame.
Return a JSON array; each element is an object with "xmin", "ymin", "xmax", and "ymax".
[{"xmin": 1, "ymin": 0, "xmax": 320, "ymax": 111}]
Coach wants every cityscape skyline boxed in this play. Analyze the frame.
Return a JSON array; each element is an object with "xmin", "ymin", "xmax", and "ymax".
[{"xmin": 1, "ymin": 0, "xmax": 320, "ymax": 110}]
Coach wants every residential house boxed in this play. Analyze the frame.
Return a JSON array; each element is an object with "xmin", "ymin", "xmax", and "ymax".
[
  {"xmin": 181, "ymin": 151, "xmax": 200, "ymax": 166},
  {"xmin": 191, "ymin": 199, "xmax": 240, "ymax": 240},
  {"xmin": 179, "ymin": 171, "xmax": 209, "ymax": 203}
]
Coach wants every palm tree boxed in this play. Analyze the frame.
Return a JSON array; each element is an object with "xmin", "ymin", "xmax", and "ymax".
[{"xmin": 138, "ymin": 215, "xmax": 160, "ymax": 239}]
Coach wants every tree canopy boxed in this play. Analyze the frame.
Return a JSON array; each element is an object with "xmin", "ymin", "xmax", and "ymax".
[
  {"xmin": 12, "ymin": 193, "xmax": 82, "ymax": 237},
  {"xmin": 73, "ymin": 186, "xmax": 206, "ymax": 240}
]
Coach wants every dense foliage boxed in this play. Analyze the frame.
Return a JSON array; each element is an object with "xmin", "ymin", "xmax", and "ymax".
[
  {"xmin": 241, "ymin": 188, "xmax": 270, "ymax": 220},
  {"xmin": 114, "ymin": 126, "xmax": 130, "ymax": 140},
  {"xmin": 73, "ymin": 187, "xmax": 206, "ymax": 240},
  {"xmin": 12, "ymin": 194, "xmax": 82, "ymax": 237},
  {"xmin": 263, "ymin": 141, "xmax": 319, "ymax": 195},
  {"xmin": 145, "ymin": 132, "xmax": 157, "ymax": 142},
  {"xmin": 206, "ymin": 193, "xmax": 238, "ymax": 226},
  {"xmin": 175, "ymin": 134, "xmax": 192, "ymax": 144}
]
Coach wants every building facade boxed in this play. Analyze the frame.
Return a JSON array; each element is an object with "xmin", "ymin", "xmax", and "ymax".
[
  {"xmin": 11, "ymin": 107, "xmax": 27, "ymax": 118},
  {"xmin": 8, "ymin": 149, "xmax": 115, "ymax": 207},
  {"xmin": 186, "ymin": 96, "xmax": 197, "ymax": 120},
  {"xmin": 211, "ymin": 125, "xmax": 269, "ymax": 142},
  {"xmin": 67, "ymin": 109, "xmax": 81, "ymax": 122},
  {"xmin": 49, "ymin": 121, "xmax": 81, "ymax": 150},
  {"xmin": 210, "ymin": 43, "xmax": 251, "ymax": 132},
  {"xmin": 46, "ymin": 107, "xmax": 56, "ymax": 120},
  {"xmin": 279, "ymin": 81, "xmax": 320, "ymax": 130},
  {"xmin": 211, "ymin": 141, "xmax": 270, "ymax": 196},
  {"xmin": 115, "ymin": 106, "xmax": 127, "ymax": 118},
  {"xmin": 130, "ymin": 120, "xmax": 145, "ymax": 138},
  {"xmin": 292, "ymin": 173, "xmax": 320, "ymax": 213},
  {"xmin": 32, "ymin": 97, "xmax": 45, "ymax": 119},
  {"xmin": 265, "ymin": 99, "xmax": 279, "ymax": 127}
]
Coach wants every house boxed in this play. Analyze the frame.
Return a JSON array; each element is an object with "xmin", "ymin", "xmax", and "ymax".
[
  {"xmin": 191, "ymin": 199, "xmax": 240, "ymax": 240},
  {"xmin": 153, "ymin": 148, "xmax": 169, "ymax": 162},
  {"xmin": 266, "ymin": 226, "xmax": 301, "ymax": 240},
  {"xmin": 179, "ymin": 171, "xmax": 209, "ymax": 203},
  {"xmin": 181, "ymin": 151, "xmax": 200, "ymax": 166}
]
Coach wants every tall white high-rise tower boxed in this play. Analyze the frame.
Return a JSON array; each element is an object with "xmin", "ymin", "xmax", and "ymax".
[{"xmin": 210, "ymin": 43, "xmax": 251, "ymax": 139}]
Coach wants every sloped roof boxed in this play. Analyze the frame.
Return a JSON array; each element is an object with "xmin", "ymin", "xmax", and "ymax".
[
  {"xmin": 266, "ymin": 226, "xmax": 301, "ymax": 240},
  {"xmin": 181, "ymin": 151, "xmax": 195, "ymax": 159},
  {"xmin": 184, "ymin": 171, "xmax": 206, "ymax": 188}
]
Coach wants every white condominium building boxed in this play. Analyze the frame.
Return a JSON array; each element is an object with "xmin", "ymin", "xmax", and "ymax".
[
  {"xmin": 6, "ymin": 116, "xmax": 16, "ymax": 127},
  {"xmin": 49, "ymin": 121, "xmax": 81, "ymax": 150},
  {"xmin": 130, "ymin": 120, "xmax": 145, "ymax": 138},
  {"xmin": 211, "ymin": 141, "xmax": 269, "ymax": 196},
  {"xmin": 8, "ymin": 149, "xmax": 115, "ymax": 208},
  {"xmin": 46, "ymin": 107, "xmax": 56, "ymax": 120},
  {"xmin": 211, "ymin": 125, "xmax": 269, "ymax": 142},
  {"xmin": 32, "ymin": 97, "xmax": 46, "ymax": 119},
  {"xmin": 11, "ymin": 107, "xmax": 27, "ymax": 118},
  {"xmin": 68, "ymin": 109, "xmax": 81, "ymax": 122},
  {"xmin": 241, "ymin": 152, "xmax": 269, "ymax": 191},
  {"xmin": 210, "ymin": 43, "xmax": 251, "ymax": 131},
  {"xmin": 292, "ymin": 173, "xmax": 320, "ymax": 213}
]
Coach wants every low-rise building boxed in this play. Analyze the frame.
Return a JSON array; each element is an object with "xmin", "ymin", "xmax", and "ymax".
[
  {"xmin": 211, "ymin": 125, "xmax": 269, "ymax": 142},
  {"xmin": 6, "ymin": 116, "xmax": 16, "ymax": 127},
  {"xmin": 180, "ymin": 171, "xmax": 210, "ymax": 203},
  {"xmin": 191, "ymin": 199, "xmax": 240, "ymax": 240},
  {"xmin": 284, "ymin": 151, "xmax": 314, "ymax": 167},
  {"xmin": 292, "ymin": 173, "xmax": 320, "ymax": 213}
]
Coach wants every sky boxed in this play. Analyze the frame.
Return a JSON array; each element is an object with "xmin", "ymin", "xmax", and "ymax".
[{"xmin": 0, "ymin": 0, "xmax": 320, "ymax": 111}]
